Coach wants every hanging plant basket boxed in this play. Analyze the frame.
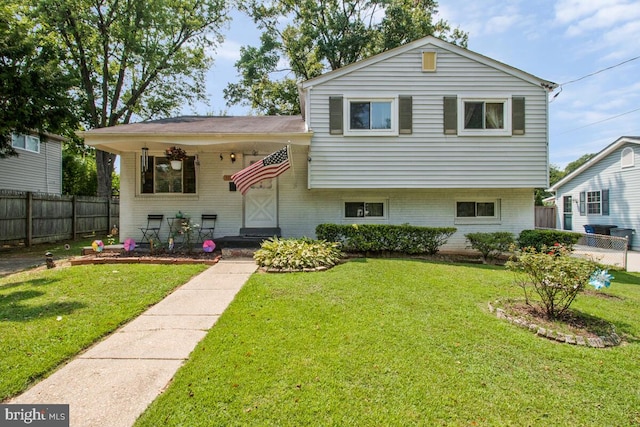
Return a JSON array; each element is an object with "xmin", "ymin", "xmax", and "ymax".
[{"xmin": 165, "ymin": 146, "xmax": 188, "ymax": 170}]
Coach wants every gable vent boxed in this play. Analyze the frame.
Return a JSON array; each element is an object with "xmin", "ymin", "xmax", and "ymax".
[{"xmin": 422, "ymin": 51, "xmax": 437, "ymax": 72}]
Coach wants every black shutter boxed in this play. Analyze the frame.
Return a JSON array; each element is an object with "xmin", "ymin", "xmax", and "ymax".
[
  {"xmin": 579, "ymin": 191, "xmax": 585, "ymax": 216},
  {"xmin": 329, "ymin": 96, "xmax": 343, "ymax": 135},
  {"xmin": 602, "ymin": 189, "xmax": 609, "ymax": 215},
  {"xmin": 443, "ymin": 96, "xmax": 457, "ymax": 134},
  {"xmin": 512, "ymin": 97, "xmax": 525, "ymax": 135},
  {"xmin": 399, "ymin": 95, "xmax": 412, "ymax": 134}
]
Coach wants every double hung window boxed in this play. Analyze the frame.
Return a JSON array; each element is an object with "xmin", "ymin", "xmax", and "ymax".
[{"xmin": 586, "ymin": 191, "xmax": 601, "ymax": 215}]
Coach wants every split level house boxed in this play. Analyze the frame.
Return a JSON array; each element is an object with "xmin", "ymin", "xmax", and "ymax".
[
  {"xmin": 81, "ymin": 36, "xmax": 557, "ymax": 250},
  {"xmin": 549, "ymin": 136, "xmax": 639, "ymax": 251},
  {"xmin": 0, "ymin": 132, "xmax": 64, "ymax": 194}
]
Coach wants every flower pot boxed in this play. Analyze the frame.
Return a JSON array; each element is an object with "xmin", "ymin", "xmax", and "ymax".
[{"xmin": 170, "ymin": 160, "xmax": 182, "ymax": 170}]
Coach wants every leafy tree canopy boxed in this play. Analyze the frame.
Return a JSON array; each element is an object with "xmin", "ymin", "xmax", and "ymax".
[
  {"xmin": 0, "ymin": 1, "xmax": 77, "ymax": 158},
  {"xmin": 26, "ymin": 0, "xmax": 230, "ymax": 195},
  {"xmin": 225, "ymin": 0, "xmax": 468, "ymax": 114},
  {"xmin": 564, "ymin": 153, "xmax": 596, "ymax": 175}
]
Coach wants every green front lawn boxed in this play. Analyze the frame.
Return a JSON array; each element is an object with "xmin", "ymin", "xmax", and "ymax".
[
  {"xmin": 0, "ymin": 264, "xmax": 208, "ymax": 400},
  {"xmin": 136, "ymin": 258, "xmax": 640, "ymax": 426}
]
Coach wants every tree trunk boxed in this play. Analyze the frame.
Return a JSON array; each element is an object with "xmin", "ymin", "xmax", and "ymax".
[{"xmin": 96, "ymin": 149, "xmax": 115, "ymax": 197}]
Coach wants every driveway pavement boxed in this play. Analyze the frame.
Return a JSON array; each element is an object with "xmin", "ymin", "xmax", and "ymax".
[{"xmin": 0, "ymin": 252, "xmax": 46, "ymax": 277}]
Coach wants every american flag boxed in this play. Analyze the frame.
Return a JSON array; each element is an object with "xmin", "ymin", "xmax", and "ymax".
[{"xmin": 231, "ymin": 146, "xmax": 291, "ymax": 195}]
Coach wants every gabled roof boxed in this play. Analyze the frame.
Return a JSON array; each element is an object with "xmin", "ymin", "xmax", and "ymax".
[
  {"xmin": 549, "ymin": 136, "xmax": 640, "ymax": 192},
  {"xmin": 300, "ymin": 35, "xmax": 557, "ymax": 91}
]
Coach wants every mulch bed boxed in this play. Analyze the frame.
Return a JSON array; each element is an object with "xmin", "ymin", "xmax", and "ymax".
[{"xmin": 70, "ymin": 249, "xmax": 222, "ymax": 266}]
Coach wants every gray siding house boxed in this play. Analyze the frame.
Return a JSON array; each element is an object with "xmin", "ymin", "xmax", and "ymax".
[
  {"xmin": 0, "ymin": 133, "xmax": 64, "ymax": 194},
  {"xmin": 549, "ymin": 136, "xmax": 639, "ymax": 250},
  {"xmin": 82, "ymin": 36, "xmax": 557, "ymax": 250}
]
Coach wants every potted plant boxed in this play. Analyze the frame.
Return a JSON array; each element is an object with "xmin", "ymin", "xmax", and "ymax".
[{"xmin": 165, "ymin": 146, "xmax": 188, "ymax": 170}]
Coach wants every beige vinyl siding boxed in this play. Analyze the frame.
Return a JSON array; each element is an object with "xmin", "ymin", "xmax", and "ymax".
[
  {"xmin": 306, "ymin": 46, "xmax": 549, "ymax": 189},
  {"xmin": 0, "ymin": 138, "xmax": 62, "ymax": 194}
]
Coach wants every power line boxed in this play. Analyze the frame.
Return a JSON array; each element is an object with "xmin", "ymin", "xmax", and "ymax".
[
  {"xmin": 556, "ymin": 106, "xmax": 640, "ymax": 134},
  {"xmin": 558, "ymin": 55, "xmax": 640, "ymax": 87}
]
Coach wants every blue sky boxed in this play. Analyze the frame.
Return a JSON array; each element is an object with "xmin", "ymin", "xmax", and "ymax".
[{"xmin": 183, "ymin": 0, "xmax": 640, "ymax": 170}]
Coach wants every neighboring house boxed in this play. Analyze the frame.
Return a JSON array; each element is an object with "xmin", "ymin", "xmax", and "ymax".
[
  {"xmin": 81, "ymin": 36, "xmax": 556, "ymax": 250},
  {"xmin": 548, "ymin": 136, "xmax": 639, "ymax": 250},
  {"xmin": 0, "ymin": 132, "xmax": 64, "ymax": 194}
]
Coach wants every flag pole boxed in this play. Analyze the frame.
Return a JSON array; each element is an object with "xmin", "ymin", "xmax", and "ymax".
[{"xmin": 288, "ymin": 144, "xmax": 296, "ymax": 188}]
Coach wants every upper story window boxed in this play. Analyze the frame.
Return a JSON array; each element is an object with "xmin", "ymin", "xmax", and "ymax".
[
  {"xmin": 458, "ymin": 96, "xmax": 511, "ymax": 136},
  {"xmin": 329, "ymin": 96, "xmax": 412, "ymax": 136},
  {"xmin": 12, "ymin": 133, "xmax": 40, "ymax": 153},
  {"xmin": 621, "ymin": 147, "xmax": 634, "ymax": 168},
  {"xmin": 464, "ymin": 101, "xmax": 504, "ymax": 130},
  {"xmin": 444, "ymin": 95, "xmax": 524, "ymax": 136},
  {"xmin": 141, "ymin": 156, "xmax": 196, "ymax": 194},
  {"xmin": 349, "ymin": 100, "xmax": 392, "ymax": 130}
]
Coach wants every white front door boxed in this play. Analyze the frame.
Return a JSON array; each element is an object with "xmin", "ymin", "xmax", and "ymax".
[{"xmin": 244, "ymin": 156, "xmax": 278, "ymax": 228}]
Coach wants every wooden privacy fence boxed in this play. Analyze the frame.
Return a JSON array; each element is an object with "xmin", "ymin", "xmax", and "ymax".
[
  {"xmin": 0, "ymin": 190, "xmax": 119, "ymax": 246},
  {"xmin": 535, "ymin": 205, "xmax": 557, "ymax": 229}
]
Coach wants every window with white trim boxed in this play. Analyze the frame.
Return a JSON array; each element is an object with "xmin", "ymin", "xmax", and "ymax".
[
  {"xmin": 345, "ymin": 97, "xmax": 396, "ymax": 135},
  {"xmin": 455, "ymin": 200, "xmax": 501, "ymax": 223},
  {"xmin": 457, "ymin": 96, "xmax": 512, "ymax": 136},
  {"xmin": 11, "ymin": 133, "xmax": 40, "ymax": 153},
  {"xmin": 344, "ymin": 201, "xmax": 385, "ymax": 218},
  {"xmin": 586, "ymin": 191, "xmax": 601, "ymax": 214}
]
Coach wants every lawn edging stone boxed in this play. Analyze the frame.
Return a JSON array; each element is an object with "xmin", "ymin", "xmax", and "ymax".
[{"xmin": 488, "ymin": 299, "xmax": 622, "ymax": 348}]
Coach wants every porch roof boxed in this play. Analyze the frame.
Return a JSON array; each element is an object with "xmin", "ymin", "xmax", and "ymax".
[{"xmin": 80, "ymin": 115, "xmax": 312, "ymax": 154}]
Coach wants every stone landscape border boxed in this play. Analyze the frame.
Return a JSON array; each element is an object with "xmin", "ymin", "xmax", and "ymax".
[{"xmin": 488, "ymin": 299, "xmax": 622, "ymax": 348}]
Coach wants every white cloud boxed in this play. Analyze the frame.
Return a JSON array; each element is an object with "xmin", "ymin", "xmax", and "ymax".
[
  {"xmin": 216, "ymin": 39, "xmax": 243, "ymax": 62},
  {"xmin": 555, "ymin": 0, "xmax": 640, "ymax": 37}
]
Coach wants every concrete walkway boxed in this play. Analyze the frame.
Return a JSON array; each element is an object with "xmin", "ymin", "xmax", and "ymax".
[{"xmin": 9, "ymin": 259, "xmax": 257, "ymax": 427}]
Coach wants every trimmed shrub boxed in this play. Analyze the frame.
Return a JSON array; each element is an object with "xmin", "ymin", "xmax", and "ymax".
[
  {"xmin": 517, "ymin": 229, "xmax": 581, "ymax": 252},
  {"xmin": 254, "ymin": 237, "xmax": 342, "ymax": 270},
  {"xmin": 465, "ymin": 232, "xmax": 515, "ymax": 262},
  {"xmin": 316, "ymin": 224, "xmax": 456, "ymax": 255}
]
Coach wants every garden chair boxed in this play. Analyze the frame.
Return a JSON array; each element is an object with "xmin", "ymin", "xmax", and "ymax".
[
  {"xmin": 139, "ymin": 214, "xmax": 163, "ymax": 244},
  {"xmin": 197, "ymin": 214, "xmax": 217, "ymax": 242}
]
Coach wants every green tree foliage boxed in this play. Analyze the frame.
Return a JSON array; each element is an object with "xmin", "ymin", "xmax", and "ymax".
[
  {"xmin": 0, "ymin": 1, "xmax": 76, "ymax": 158},
  {"xmin": 62, "ymin": 150, "xmax": 97, "ymax": 196},
  {"xmin": 27, "ymin": 0, "xmax": 230, "ymax": 196},
  {"xmin": 535, "ymin": 164, "xmax": 565, "ymax": 205},
  {"xmin": 564, "ymin": 153, "xmax": 596, "ymax": 175},
  {"xmin": 226, "ymin": 0, "xmax": 468, "ymax": 114}
]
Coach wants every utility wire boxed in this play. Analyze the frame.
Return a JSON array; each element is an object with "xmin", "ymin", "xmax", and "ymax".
[
  {"xmin": 559, "ymin": 55, "xmax": 640, "ymax": 87},
  {"xmin": 550, "ymin": 55, "xmax": 640, "ymax": 102},
  {"xmin": 556, "ymin": 106, "xmax": 640, "ymax": 134}
]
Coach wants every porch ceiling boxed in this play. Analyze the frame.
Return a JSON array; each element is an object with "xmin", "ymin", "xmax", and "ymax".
[{"xmin": 79, "ymin": 115, "xmax": 312, "ymax": 154}]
